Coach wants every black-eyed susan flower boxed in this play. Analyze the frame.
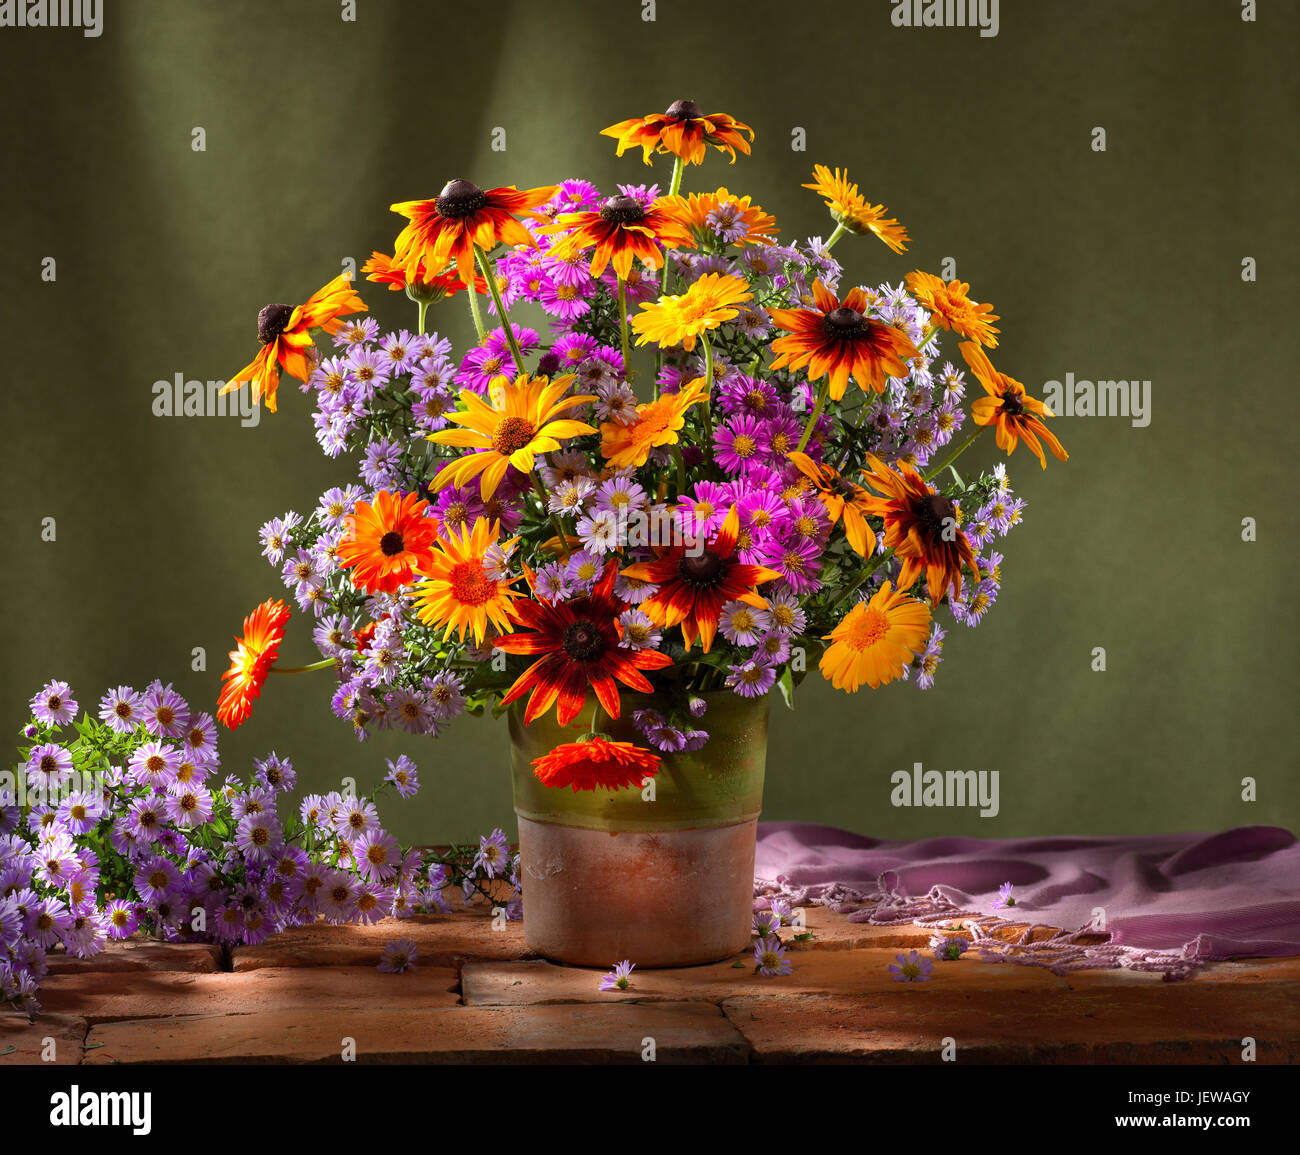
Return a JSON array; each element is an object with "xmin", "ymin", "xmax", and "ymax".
[
  {"xmin": 602, "ymin": 100, "xmax": 754, "ymax": 167},
  {"xmin": 543, "ymin": 194, "xmax": 694, "ymax": 281},
  {"xmin": 786, "ymin": 451, "xmax": 877, "ymax": 557},
  {"xmin": 959, "ymin": 342, "xmax": 1068, "ymax": 469}
]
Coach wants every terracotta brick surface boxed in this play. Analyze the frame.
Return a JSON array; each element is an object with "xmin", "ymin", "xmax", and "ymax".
[
  {"xmin": 43, "ymin": 941, "xmax": 222, "ymax": 976},
  {"xmin": 83, "ymin": 1002, "xmax": 747, "ymax": 1065},
  {"xmin": 0, "ymin": 1013, "xmax": 87, "ymax": 1066},
  {"xmin": 36, "ymin": 965, "xmax": 460, "ymax": 1025}
]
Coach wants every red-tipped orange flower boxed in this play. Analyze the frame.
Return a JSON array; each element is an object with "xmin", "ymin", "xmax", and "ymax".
[
  {"xmin": 532, "ymin": 737, "xmax": 662, "ymax": 792},
  {"xmin": 222, "ymin": 273, "xmax": 366, "ymax": 414},
  {"xmin": 390, "ymin": 179, "xmax": 556, "ymax": 288},
  {"xmin": 960, "ymin": 342, "xmax": 1068, "ymax": 469},
  {"xmin": 361, "ymin": 250, "xmax": 488, "ymax": 299},
  {"xmin": 217, "ymin": 599, "xmax": 291, "ymax": 729},
  {"xmin": 543, "ymin": 194, "xmax": 694, "ymax": 281},
  {"xmin": 786, "ymin": 451, "xmax": 877, "ymax": 558},
  {"xmin": 602, "ymin": 100, "xmax": 754, "ymax": 167},
  {"xmin": 337, "ymin": 491, "xmax": 439, "ymax": 594}
]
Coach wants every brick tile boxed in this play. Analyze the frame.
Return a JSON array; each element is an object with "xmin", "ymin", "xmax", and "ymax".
[{"xmin": 0, "ymin": 1013, "xmax": 86, "ymax": 1066}]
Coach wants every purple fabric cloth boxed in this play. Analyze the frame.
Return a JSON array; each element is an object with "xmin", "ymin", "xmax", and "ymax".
[{"xmin": 754, "ymin": 823, "xmax": 1300, "ymax": 979}]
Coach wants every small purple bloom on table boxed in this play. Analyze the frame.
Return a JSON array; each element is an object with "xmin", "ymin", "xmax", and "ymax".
[
  {"xmin": 889, "ymin": 950, "xmax": 934, "ymax": 982},
  {"xmin": 378, "ymin": 938, "xmax": 418, "ymax": 974},
  {"xmin": 753, "ymin": 935, "xmax": 793, "ymax": 977},
  {"xmin": 475, "ymin": 828, "xmax": 511, "ymax": 878},
  {"xmin": 991, "ymin": 881, "xmax": 1015, "ymax": 910},
  {"xmin": 599, "ymin": 960, "xmax": 635, "ymax": 991},
  {"xmin": 753, "ymin": 910, "xmax": 781, "ymax": 936},
  {"xmin": 929, "ymin": 934, "xmax": 970, "ymax": 961}
]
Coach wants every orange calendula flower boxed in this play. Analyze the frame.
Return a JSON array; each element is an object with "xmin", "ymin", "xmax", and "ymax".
[
  {"xmin": 860, "ymin": 454, "xmax": 980, "ymax": 605},
  {"xmin": 542, "ymin": 193, "xmax": 694, "ymax": 281},
  {"xmin": 495, "ymin": 562, "xmax": 674, "ymax": 726},
  {"xmin": 532, "ymin": 736, "xmax": 662, "ymax": 792},
  {"xmin": 631, "ymin": 272, "xmax": 753, "ymax": 352},
  {"xmin": 905, "ymin": 271, "xmax": 1001, "ymax": 348},
  {"xmin": 659, "ymin": 188, "xmax": 778, "ymax": 248},
  {"xmin": 959, "ymin": 342, "xmax": 1068, "ymax": 469},
  {"xmin": 769, "ymin": 280, "xmax": 919, "ymax": 400},
  {"xmin": 599, "ymin": 377, "xmax": 708, "ymax": 469},
  {"xmin": 602, "ymin": 100, "xmax": 754, "ymax": 166},
  {"xmin": 803, "ymin": 165, "xmax": 910, "ymax": 254},
  {"xmin": 412, "ymin": 517, "xmax": 520, "ymax": 646},
  {"xmin": 222, "ymin": 273, "xmax": 366, "ymax": 414},
  {"xmin": 819, "ymin": 581, "xmax": 932, "ymax": 692},
  {"xmin": 390, "ymin": 179, "xmax": 556, "ymax": 288},
  {"xmin": 216, "ymin": 599, "xmax": 291, "ymax": 729},
  {"xmin": 337, "ymin": 490, "xmax": 439, "ymax": 595},
  {"xmin": 786, "ymin": 451, "xmax": 877, "ymax": 558},
  {"xmin": 621, "ymin": 506, "xmax": 781, "ymax": 653},
  {"xmin": 428, "ymin": 373, "xmax": 597, "ymax": 500}
]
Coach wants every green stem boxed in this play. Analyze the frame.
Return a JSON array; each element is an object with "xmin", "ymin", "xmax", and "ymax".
[
  {"xmin": 667, "ymin": 153, "xmax": 685, "ymax": 200},
  {"xmin": 672, "ymin": 445, "xmax": 686, "ymax": 496},
  {"xmin": 417, "ymin": 298, "xmax": 430, "ymax": 337},
  {"xmin": 824, "ymin": 222, "xmax": 849, "ymax": 251},
  {"xmin": 700, "ymin": 335, "xmax": 715, "ymax": 449},
  {"xmin": 617, "ymin": 276, "xmax": 632, "ymax": 376},
  {"xmin": 923, "ymin": 423, "xmax": 986, "ymax": 484},
  {"xmin": 533, "ymin": 472, "xmax": 571, "ymax": 561},
  {"xmin": 464, "ymin": 275, "xmax": 487, "ymax": 344},
  {"xmin": 828, "ymin": 549, "xmax": 894, "ymax": 612},
  {"xmin": 475, "ymin": 245, "xmax": 525, "ymax": 371},
  {"xmin": 270, "ymin": 658, "xmax": 336, "ymax": 675},
  {"xmin": 655, "ymin": 154, "xmax": 688, "ymax": 382},
  {"xmin": 795, "ymin": 379, "xmax": 831, "ymax": 453}
]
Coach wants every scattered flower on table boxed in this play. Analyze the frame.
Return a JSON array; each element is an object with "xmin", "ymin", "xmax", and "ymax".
[
  {"xmin": 889, "ymin": 950, "xmax": 934, "ymax": 982},
  {"xmin": 991, "ymin": 882, "xmax": 1016, "ymax": 910},
  {"xmin": 599, "ymin": 959, "xmax": 636, "ymax": 991},
  {"xmin": 753, "ymin": 934, "xmax": 793, "ymax": 978},
  {"xmin": 930, "ymin": 934, "xmax": 971, "ymax": 961},
  {"xmin": 378, "ymin": 938, "xmax": 419, "ymax": 974}
]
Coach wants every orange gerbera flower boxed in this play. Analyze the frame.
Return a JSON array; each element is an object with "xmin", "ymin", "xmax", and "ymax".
[
  {"xmin": 494, "ymin": 562, "xmax": 673, "ymax": 726},
  {"xmin": 428, "ymin": 373, "xmax": 597, "ymax": 500},
  {"xmin": 630, "ymin": 273, "xmax": 753, "ymax": 352},
  {"xmin": 532, "ymin": 737, "xmax": 662, "ymax": 792},
  {"xmin": 769, "ymin": 280, "xmax": 919, "ymax": 401},
  {"xmin": 542, "ymin": 194, "xmax": 694, "ymax": 281},
  {"xmin": 905, "ymin": 271, "xmax": 1000, "ymax": 348},
  {"xmin": 786, "ymin": 451, "xmax": 877, "ymax": 557},
  {"xmin": 621, "ymin": 506, "xmax": 781, "ymax": 653},
  {"xmin": 659, "ymin": 188, "xmax": 778, "ymax": 247},
  {"xmin": 361, "ymin": 250, "xmax": 489, "ymax": 300},
  {"xmin": 390, "ymin": 179, "xmax": 556, "ymax": 288},
  {"xmin": 602, "ymin": 100, "xmax": 754, "ymax": 166},
  {"xmin": 803, "ymin": 165, "xmax": 910, "ymax": 253},
  {"xmin": 819, "ymin": 582, "xmax": 932, "ymax": 692},
  {"xmin": 222, "ymin": 273, "xmax": 366, "ymax": 414},
  {"xmin": 599, "ymin": 377, "xmax": 708, "ymax": 469},
  {"xmin": 216, "ymin": 599, "xmax": 291, "ymax": 729},
  {"xmin": 860, "ymin": 454, "xmax": 980, "ymax": 605},
  {"xmin": 412, "ymin": 517, "xmax": 520, "ymax": 646},
  {"xmin": 960, "ymin": 342, "xmax": 1068, "ymax": 470},
  {"xmin": 337, "ymin": 490, "xmax": 439, "ymax": 594}
]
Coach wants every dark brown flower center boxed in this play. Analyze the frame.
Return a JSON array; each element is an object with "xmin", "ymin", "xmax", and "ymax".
[
  {"xmin": 665, "ymin": 99, "xmax": 703, "ymax": 122},
  {"xmin": 562, "ymin": 620, "xmax": 606, "ymax": 662},
  {"xmin": 492, "ymin": 416, "xmax": 536, "ymax": 455},
  {"xmin": 678, "ymin": 548, "xmax": 725, "ymax": 587},
  {"xmin": 1001, "ymin": 391, "xmax": 1025, "ymax": 416},
  {"xmin": 379, "ymin": 531, "xmax": 406, "ymax": 557},
  {"xmin": 915, "ymin": 494, "xmax": 957, "ymax": 537},
  {"xmin": 599, "ymin": 195, "xmax": 646, "ymax": 225},
  {"xmin": 257, "ymin": 303, "xmax": 295, "ymax": 345},
  {"xmin": 823, "ymin": 306, "xmax": 868, "ymax": 339},
  {"xmin": 436, "ymin": 178, "xmax": 487, "ymax": 219}
]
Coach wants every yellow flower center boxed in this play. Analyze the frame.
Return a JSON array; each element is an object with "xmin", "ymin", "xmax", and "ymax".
[
  {"xmin": 731, "ymin": 609, "xmax": 755, "ymax": 633},
  {"xmin": 450, "ymin": 560, "xmax": 495, "ymax": 606},
  {"xmin": 846, "ymin": 606, "xmax": 890, "ymax": 651},
  {"xmin": 733, "ymin": 435, "xmax": 756, "ymax": 458},
  {"xmin": 772, "ymin": 604, "xmax": 794, "ymax": 628},
  {"xmin": 557, "ymin": 284, "xmax": 578, "ymax": 301}
]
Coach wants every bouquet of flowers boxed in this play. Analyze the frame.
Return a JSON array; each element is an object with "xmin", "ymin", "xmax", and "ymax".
[{"xmin": 217, "ymin": 100, "xmax": 1067, "ymax": 791}]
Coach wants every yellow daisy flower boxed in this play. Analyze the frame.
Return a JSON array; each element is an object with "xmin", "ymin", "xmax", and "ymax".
[
  {"xmin": 803, "ymin": 164, "xmax": 910, "ymax": 253},
  {"xmin": 819, "ymin": 581, "xmax": 932, "ymax": 692},
  {"xmin": 599, "ymin": 378, "xmax": 709, "ymax": 469},
  {"xmin": 630, "ymin": 273, "xmax": 753, "ymax": 352},
  {"xmin": 412, "ymin": 517, "xmax": 520, "ymax": 646},
  {"xmin": 905, "ymin": 271, "xmax": 1001, "ymax": 348}
]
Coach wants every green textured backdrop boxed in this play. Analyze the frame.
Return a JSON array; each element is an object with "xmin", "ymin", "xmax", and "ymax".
[{"xmin": 2, "ymin": 0, "xmax": 1296, "ymax": 843}]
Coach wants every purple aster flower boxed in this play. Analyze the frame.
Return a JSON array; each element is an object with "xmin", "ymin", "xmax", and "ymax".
[
  {"xmin": 140, "ymin": 681, "xmax": 191, "ymax": 739},
  {"xmin": 345, "ymin": 345, "xmax": 392, "ymax": 398},
  {"xmin": 25, "ymin": 895, "xmax": 72, "ymax": 949},
  {"xmin": 254, "ymin": 752, "xmax": 295, "ymax": 792},
  {"xmin": 378, "ymin": 937, "xmax": 419, "ymax": 974},
  {"xmin": 128, "ymin": 740, "xmax": 179, "ymax": 790},
  {"xmin": 617, "ymin": 609, "xmax": 661, "ymax": 651},
  {"xmin": 888, "ymin": 950, "xmax": 934, "ymax": 982},
  {"xmin": 97, "ymin": 685, "xmax": 143, "ymax": 734},
  {"xmin": 378, "ymin": 329, "xmax": 418, "ymax": 374},
  {"xmin": 235, "ymin": 812, "xmax": 283, "ymax": 863},
  {"xmin": 385, "ymin": 754, "xmax": 420, "ymax": 798},
  {"xmin": 103, "ymin": 899, "xmax": 139, "ymax": 940},
  {"xmin": 576, "ymin": 509, "xmax": 621, "ymax": 555},
  {"xmin": 753, "ymin": 910, "xmax": 782, "ymax": 936},
  {"xmin": 361, "ymin": 437, "xmax": 404, "ymax": 490},
  {"xmin": 58, "ymin": 790, "xmax": 103, "ymax": 836},
  {"xmin": 474, "ymin": 829, "xmax": 511, "ymax": 879},
  {"xmin": 564, "ymin": 549, "xmax": 605, "ymax": 594},
  {"xmin": 753, "ymin": 631, "xmax": 791, "ymax": 665},
  {"xmin": 594, "ymin": 476, "xmax": 646, "ymax": 518},
  {"xmin": 991, "ymin": 882, "xmax": 1016, "ymax": 910},
  {"xmin": 354, "ymin": 828, "xmax": 401, "ymax": 883},
  {"xmin": 165, "ymin": 786, "xmax": 213, "ymax": 829},
  {"xmin": 719, "ymin": 600, "xmax": 765, "ymax": 647},
  {"xmin": 678, "ymin": 482, "xmax": 730, "ymax": 540},
  {"xmin": 930, "ymin": 934, "xmax": 971, "ymax": 961},
  {"xmin": 25, "ymin": 744, "xmax": 72, "ymax": 794},
  {"xmin": 614, "ymin": 571, "xmax": 657, "ymax": 605},
  {"xmin": 713, "ymin": 414, "xmax": 767, "ymax": 475},
  {"xmin": 135, "ymin": 856, "xmax": 182, "ymax": 903},
  {"xmin": 30, "ymin": 680, "xmax": 77, "ymax": 727},
  {"xmin": 599, "ymin": 959, "xmax": 635, "ymax": 992},
  {"xmin": 755, "ymin": 535, "xmax": 822, "ymax": 595},
  {"xmin": 539, "ymin": 278, "xmax": 592, "ymax": 321},
  {"xmin": 725, "ymin": 659, "xmax": 777, "ymax": 699},
  {"xmin": 332, "ymin": 315, "xmax": 379, "ymax": 349},
  {"xmin": 753, "ymin": 935, "xmax": 793, "ymax": 977},
  {"xmin": 572, "ymin": 350, "xmax": 624, "ymax": 393},
  {"xmin": 308, "ymin": 355, "xmax": 352, "ymax": 401}
]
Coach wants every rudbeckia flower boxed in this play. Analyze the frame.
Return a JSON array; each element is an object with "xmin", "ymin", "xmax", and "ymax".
[
  {"xmin": 860, "ymin": 454, "xmax": 981, "ymax": 605},
  {"xmin": 905, "ymin": 271, "xmax": 1001, "ymax": 348},
  {"xmin": 631, "ymin": 273, "xmax": 753, "ymax": 352},
  {"xmin": 599, "ymin": 377, "xmax": 709, "ymax": 469},
  {"xmin": 427, "ymin": 373, "xmax": 597, "ymax": 500},
  {"xmin": 411, "ymin": 517, "xmax": 521, "ymax": 646},
  {"xmin": 390, "ymin": 179, "xmax": 556, "ymax": 289},
  {"xmin": 494, "ymin": 561, "xmax": 674, "ymax": 726},
  {"xmin": 621, "ymin": 506, "xmax": 781, "ymax": 653},
  {"xmin": 222, "ymin": 273, "xmax": 366, "ymax": 413},
  {"xmin": 531, "ymin": 736, "xmax": 662, "ymax": 792},
  {"xmin": 543, "ymin": 194, "xmax": 694, "ymax": 281},
  {"xmin": 819, "ymin": 582, "xmax": 932, "ymax": 692},
  {"xmin": 960, "ymin": 342, "xmax": 1068, "ymax": 469},
  {"xmin": 786, "ymin": 451, "xmax": 877, "ymax": 557},
  {"xmin": 769, "ymin": 280, "xmax": 919, "ymax": 400},
  {"xmin": 803, "ymin": 164, "xmax": 910, "ymax": 253},
  {"xmin": 217, "ymin": 599, "xmax": 291, "ymax": 729},
  {"xmin": 337, "ymin": 490, "xmax": 439, "ymax": 594},
  {"xmin": 602, "ymin": 100, "xmax": 754, "ymax": 166}
]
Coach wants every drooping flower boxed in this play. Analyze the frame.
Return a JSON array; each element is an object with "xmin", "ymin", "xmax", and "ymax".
[
  {"xmin": 769, "ymin": 280, "xmax": 918, "ymax": 400},
  {"xmin": 959, "ymin": 342, "xmax": 1068, "ymax": 469},
  {"xmin": 860, "ymin": 454, "xmax": 981, "ymax": 604},
  {"xmin": 599, "ymin": 377, "xmax": 708, "ymax": 469},
  {"xmin": 361, "ymin": 249, "xmax": 486, "ymax": 300},
  {"xmin": 494, "ymin": 562, "xmax": 674, "ymax": 726},
  {"xmin": 389, "ymin": 179, "xmax": 556, "ymax": 287},
  {"xmin": 428, "ymin": 374, "xmax": 596, "ymax": 500},
  {"xmin": 785, "ymin": 451, "xmax": 877, "ymax": 557},
  {"xmin": 532, "ymin": 736, "xmax": 662, "ymax": 792},
  {"xmin": 598, "ymin": 959, "xmax": 637, "ymax": 991},
  {"xmin": 411, "ymin": 517, "xmax": 521, "ymax": 646},
  {"xmin": 803, "ymin": 165, "xmax": 910, "ymax": 253},
  {"xmin": 543, "ymin": 194, "xmax": 694, "ymax": 281},
  {"xmin": 905, "ymin": 271, "xmax": 1001, "ymax": 348},
  {"xmin": 601, "ymin": 100, "xmax": 754, "ymax": 166},
  {"xmin": 223, "ymin": 273, "xmax": 367, "ymax": 413},
  {"xmin": 216, "ymin": 599, "xmax": 291, "ymax": 729},
  {"xmin": 819, "ymin": 581, "xmax": 932, "ymax": 693},
  {"xmin": 621, "ymin": 506, "xmax": 781, "ymax": 653},
  {"xmin": 337, "ymin": 490, "xmax": 439, "ymax": 595},
  {"xmin": 991, "ymin": 881, "xmax": 1016, "ymax": 910},
  {"xmin": 630, "ymin": 273, "xmax": 753, "ymax": 352}
]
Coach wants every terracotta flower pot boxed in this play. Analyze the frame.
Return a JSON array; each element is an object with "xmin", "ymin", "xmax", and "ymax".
[{"xmin": 508, "ymin": 690, "xmax": 768, "ymax": 968}]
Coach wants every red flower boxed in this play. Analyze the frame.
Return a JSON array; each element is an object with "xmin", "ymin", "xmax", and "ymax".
[
  {"xmin": 217, "ymin": 599, "xmax": 291, "ymax": 729},
  {"xmin": 532, "ymin": 737, "xmax": 662, "ymax": 792},
  {"xmin": 494, "ymin": 562, "xmax": 673, "ymax": 726}
]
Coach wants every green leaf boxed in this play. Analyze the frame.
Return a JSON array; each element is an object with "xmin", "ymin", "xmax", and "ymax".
[{"xmin": 777, "ymin": 665, "xmax": 795, "ymax": 710}]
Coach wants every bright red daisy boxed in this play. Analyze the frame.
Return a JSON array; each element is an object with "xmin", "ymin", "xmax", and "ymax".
[
  {"xmin": 216, "ymin": 599, "xmax": 291, "ymax": 729},
  {"xmin": 531, "ymin": 737, "xmax": 662, "ymax": 792}
]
